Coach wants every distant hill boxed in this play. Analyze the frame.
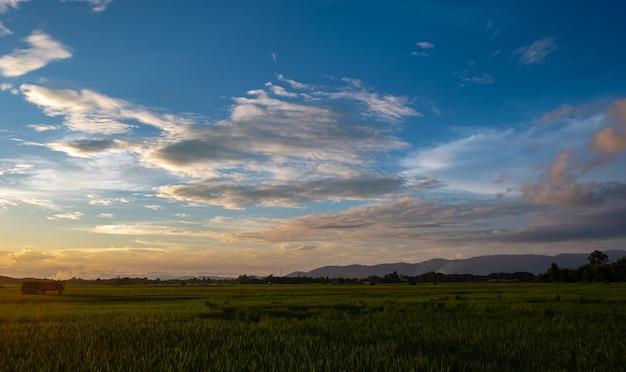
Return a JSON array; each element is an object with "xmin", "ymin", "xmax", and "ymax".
[
  {"xmin": 287, "ymin": 250, "xmax": 626, "ymax": 279},
  {"xmin": 0, "ymin": 276, "xmax": 23, "ymax": 285}
]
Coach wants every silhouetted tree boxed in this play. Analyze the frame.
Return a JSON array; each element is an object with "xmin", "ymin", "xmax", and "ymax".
[
  {"xmin": 612, "ymin": 257, "xmax": 626, "ymax": 281},
  {"xmin": 588, "ymin": 250, "xmax": 609, "ymax": 266}
]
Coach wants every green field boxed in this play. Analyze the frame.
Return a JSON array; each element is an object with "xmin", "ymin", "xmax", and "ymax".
[{"xmin": 1, "ymin": 283, "xmax": 625, "ymax": 371}]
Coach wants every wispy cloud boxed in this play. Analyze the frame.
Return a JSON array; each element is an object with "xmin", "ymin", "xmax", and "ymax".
[
  {"xmin": 28, "ymin": 124, "xmax": 61, "ymax": 132},
  {"xmin": 0, "ymin": 0, "xmax": 29, "ymax": 13},
  {"xmin": 540, "ymin": 103, "xmax": 592, "ymax": 123},
  {"xmin": 0, "ymin": 22, "xmax": 11, "ymax": 36},
  {"xmin": 412, "ymin": 41, "xmax": 435, "ymax": 57},
  {"xmin": 454, "ymin": 70, "xmax": 494, "ymax": 87},
  {"xmin": 486, "ymin": 19, "xmax": 500, "ymax": 41},
  {"xmin": 61, "ymin": 0, "xmax": 113, "ymax": 12},
  {"xmin": 48, "ymin": 211, "xmax": 83, "ymax": 220},
  {"xmin": 0, "ymin": 31, "xmax": 72, "ymax": 77},
  {"xmin": 513, "ymin": 37, "xmax": 557, "ymax": 65},
  {"xmin": 19, "ymin": 84, "xmax": 190, "ymax": 135}
]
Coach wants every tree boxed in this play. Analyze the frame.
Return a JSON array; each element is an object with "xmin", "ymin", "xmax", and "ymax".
[
  {"xmin": 588, "ymin": 250, "xmax": 609, "ymax": 266},
  {"xmin": 547, "ymin": 262, "xmax": 561, "ymax": 282}
]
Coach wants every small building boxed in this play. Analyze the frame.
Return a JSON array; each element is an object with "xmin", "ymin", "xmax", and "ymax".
[{"xmin": 21, "ymin": 279, "xmax": 65, "ymax": 295}]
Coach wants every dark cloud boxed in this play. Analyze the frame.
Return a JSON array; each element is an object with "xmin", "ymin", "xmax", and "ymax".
[
  {"xmin": 154, "ymin": 139, "xmax": 255, "ymax": 166},
  {"xmin": 493, "ymin": 203, "xmax": 626, "ymax": 243},
  {"xmin": 158, "ymin": 176, "xmax": 415, "ymax": 209},
  {"xmin": 64, "ymin": 139, "xmax": 124, "ymax": 154}
]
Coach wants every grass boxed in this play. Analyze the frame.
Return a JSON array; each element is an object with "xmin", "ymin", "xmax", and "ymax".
[{"xmin": 1, "ymin": 283, "xmax": 625, "ymax": 371}]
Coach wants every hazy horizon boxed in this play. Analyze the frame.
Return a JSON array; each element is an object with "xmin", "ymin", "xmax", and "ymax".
[{"xmin": 1, "ymin": 1, "xmax": 625, "ymax": 279}]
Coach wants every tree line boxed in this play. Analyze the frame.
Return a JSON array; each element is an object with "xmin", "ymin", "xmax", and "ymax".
[{"xmin": 538, "ymin": 250, "xmax": 626, "ymax": 283}]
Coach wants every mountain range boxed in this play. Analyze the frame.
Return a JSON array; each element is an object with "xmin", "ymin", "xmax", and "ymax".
[{"xmin": 287, "ymin": 250, "xmax": 626, "ymax": 279}]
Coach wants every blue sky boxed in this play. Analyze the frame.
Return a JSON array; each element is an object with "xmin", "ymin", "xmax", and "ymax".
[{"xmin": 1, "ymin": 0, "xmax": 625, "ymax": 279}]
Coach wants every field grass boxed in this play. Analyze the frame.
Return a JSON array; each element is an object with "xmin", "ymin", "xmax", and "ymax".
[{"xmin": 1, "ymin": 282, "xmax": 625, "ymax": 371}]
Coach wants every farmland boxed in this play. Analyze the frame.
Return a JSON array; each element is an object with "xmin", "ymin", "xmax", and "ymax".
[{"xmin": 1, "ymin": 283, "xmax": 625, "ymax": 371}]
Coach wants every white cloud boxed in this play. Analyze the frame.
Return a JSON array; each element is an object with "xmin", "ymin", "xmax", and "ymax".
[
  {"xmin": 19, "ymin": 84, "xmax": 190, "ymax": 135},
  {"xmin": 0, "ymin": 163, "xmax": 32, "ymax": 176},
  {"xmin": 513, "ymin": 37, "xmax": 557, "ymax": 65},
  {"xmin": 416, "ymin": 41, "xmax": 435, "ymax": 49},
  {"xmin": 0, "ymin": 22, "xmax": 11, "ymax": 36},
  {"xmin": 61, "ymin": 0, "xmax": 113, "ymax": 12},
  {"xmin": 0, "ymin": 0, "xmax": 28, "ymax": 13},
  {"xmin": 413, "ymin": 41, "xmax": 435, "ymax": 57},
  {"xmin": 48, "ymin": 211, "xmax": 83, "ymax": 220},
  {"xmin": 28, "ymin": 124, "xmax": 61, "ymax": 132},
  {"xmin": 21, "ymin": 198, "xmax": 57, "ymax": 209},
  {"xmin": 455, "ymin": 71, "xmax": 494, "ymax": 87},
  {"xmin": 0, "ymin": 31, "xmax": 72, "ymax": 77}
]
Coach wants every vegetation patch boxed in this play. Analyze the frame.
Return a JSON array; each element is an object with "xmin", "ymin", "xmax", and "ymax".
[{"xmin": 1, "ymin": 283, "xmax": 625, "ymax": 371}]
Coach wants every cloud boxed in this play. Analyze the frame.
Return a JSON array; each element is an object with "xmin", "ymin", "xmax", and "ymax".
[
  {"xmin": 0, "ymin": 31, "xmax": 72, "ymax": 77},
  {"xmin": 0, "ymin": 0, "xmax": 28, "ymax": 13},
  {"xmin": 5, "ymin": 249, "xmax": 55, "ymax": 263},
  {"xmin": 48, "ymin": 211, "xmax": 83, "ymax": 220},
  {"xmin": 47, "ymin": 139, "xmax": 134, "ymax": 157},
  {"xmin": 157, "ymin": 176, "xmax": 424, "ymax": 210},
  {"xmin": 61, "ymin": 0, "xmax": 113, "ymax": 12},
  {"xmin": 20, "ymin": 198, "xmax": 57, "ymax": 209},
  {"xmin": 19, "ymin": 84, "xmax": 190, "ymax": 135},
  {"xmin": 412, "ymin": 41, "xmax": 435, "ymax": 57},
  {"xmin": 495, "ymin": 201, "xmax": 626, "ymax": 243},
  {"xmin": 540, "ymin": 104, "xmax": 592, "ymax": 123},
  {"xmin": 219, "ymin": 193, "xmax": 626, "ymax": 250},
  {"xmin": 0, "ymin": 22, "xmax": 11, "ymax": 36},
  {"xmin": 416, "ymin": 41, "xmax": 435, "ymax": 50},
  {"xmin": 522, "ymin": 98, "xmax": 626, "ymax": 207},
  {"xmin": 223, "ymin": 196, "xmax": 535, "ymax": 245},
  {"xmin": 454, "ymin": 71, "xmax": 494, "ymax": 87},
  {"xmin": 0, "ymin": 163, "xmax": 32, "ymax": 176},
  {"xmin": 19, "ymin": 76, "xmax": 421, "ymax": 211},
  {"xmin": 513, "ymin": 37, "xmax": 557, "ymax": 65},
  {"xmin": 486, "ymin": 19, "xmax": 500, "ymax": 41},
  {"xmin": 590, "ymin": 98, "xmax": 626, "ymax": 159},
  {"xmin": 325, "ymin": 78, "xmax": 420, "ymax": 122},
  {"xmin": 144, "ymin": 80, "xmax": 411, "ymax": 181},
  {"xmin": 28, "ymin": 124, "xmax": 61, "ymax": 132}
]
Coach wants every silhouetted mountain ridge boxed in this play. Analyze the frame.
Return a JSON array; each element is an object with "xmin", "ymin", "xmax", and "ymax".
[{"xmin": 287, "ymin": 250, "xmax": 626, "ymax": 278}]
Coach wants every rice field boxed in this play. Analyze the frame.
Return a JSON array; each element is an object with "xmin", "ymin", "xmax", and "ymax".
[{"xmin": 1, "ymin": 282, "xmax": 625, "ymax": 371}]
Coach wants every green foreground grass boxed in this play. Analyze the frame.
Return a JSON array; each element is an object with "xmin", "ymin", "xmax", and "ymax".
[{"xmin": 1, "ymin": 283, "xmax": 625, "ymax": 371}]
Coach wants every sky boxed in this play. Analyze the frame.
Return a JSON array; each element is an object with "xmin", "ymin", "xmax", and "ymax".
[{"xmin": 1, "ymin": 0, "xmax": 625, "ymax": 279}]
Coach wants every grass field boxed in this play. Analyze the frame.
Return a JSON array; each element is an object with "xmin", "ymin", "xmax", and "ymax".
[{"xmin": 1, "ymin": 282, "xmax": 625, "ymax": 371}]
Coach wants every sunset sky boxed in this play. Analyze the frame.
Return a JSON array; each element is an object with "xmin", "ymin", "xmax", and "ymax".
[{"xmin": 1, "ymin": 0, "xmax": 625, "ymax": 279}]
